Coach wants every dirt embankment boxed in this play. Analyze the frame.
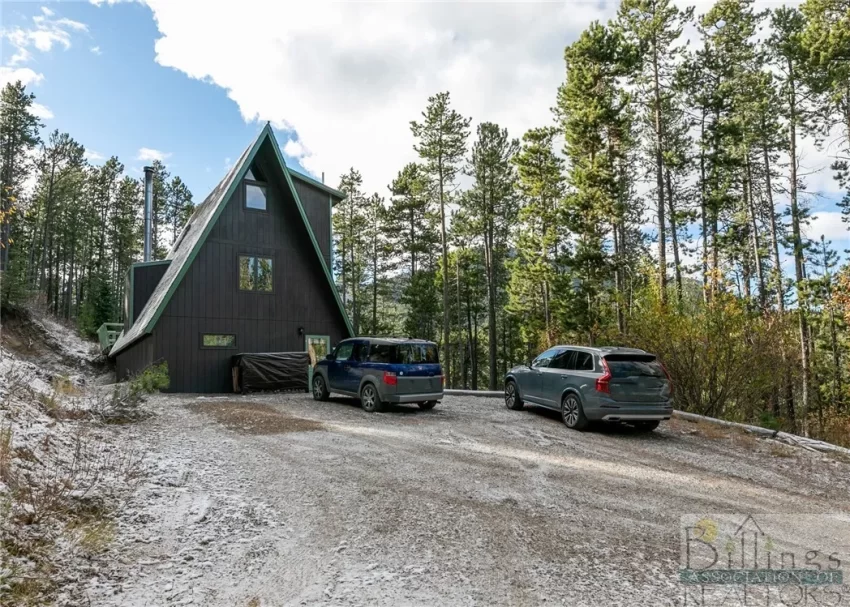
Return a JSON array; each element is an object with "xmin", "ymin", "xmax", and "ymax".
[{"xmin": 0, "ymin": 307, "xmax": 148, "ymax": 606}]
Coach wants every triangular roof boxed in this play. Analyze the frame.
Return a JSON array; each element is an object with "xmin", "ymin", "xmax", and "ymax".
[{"xmin": 110, "ymin": 125, "xmax": 353, "ymax": 357}]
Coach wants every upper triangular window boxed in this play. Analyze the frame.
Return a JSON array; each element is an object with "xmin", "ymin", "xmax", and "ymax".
[{"xmin": 245, "ymin": 164, "xmax": 265, "ymax": 182}]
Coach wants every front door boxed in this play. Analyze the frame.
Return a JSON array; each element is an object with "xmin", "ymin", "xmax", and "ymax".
[{"xmin": 306, "ymin": 335, "xmax": 330, "ymax": 388}]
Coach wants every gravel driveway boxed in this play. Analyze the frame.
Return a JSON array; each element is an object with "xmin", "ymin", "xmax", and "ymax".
[{"xmin": 83, "ymin": 393, "xmax": 850, "ymax": 607}]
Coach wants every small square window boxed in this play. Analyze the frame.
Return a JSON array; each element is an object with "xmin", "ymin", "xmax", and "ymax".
[
  {"xmin": 201, "ymin": 334, "xmax": 236, "ymax": 348},
  {"xmin": 239, "ymin": 255, "xmax": 273, "ymax": 292},
  {"xmin": 245, "ymin": 183, "xmax": 267, "ymax": 210}
]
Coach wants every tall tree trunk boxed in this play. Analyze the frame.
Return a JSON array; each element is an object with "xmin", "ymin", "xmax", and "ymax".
[
  {"xmin": 763, "ymin": 143, "xmax": 784, "ymax": 312},
  {"xmin": 820, "ymin": 237, "xmax": 843, "ymax": 410},
  {"xmin": 371, "ymin": 234, "xmax": 377, "ymax": 334},
  {"xmin": 472, "ymin": 306, "xmax": 479, "ymax": 390},
  {"xmin": 612, "ymin": 219, "xmax": 625, "ymax": 333},
  {"xmin": 652, "ymin": 43, "xmax": 667, "ymax": 305},
  {"xmin": 438, "ymin": 161, "xmax": 451, "ymax": 387},
  {"xmin": 665, "ymin": 169, "xmax": 683, "ymax": 304},
  {"xmin": 700, "ymin": 113, "xmax": 709, "ymax": 303},
  {"xmin": 787, "ymin": 60, "xmax": 811, "ymax": 434},
  {"xmin": 456, "ymin": 253, "xmax": 467, "ymax": 388},
  {"xmin": 484, "ymin": 219, "xmax": 497, "ymax": 390},
  {"xmin": 744, "ymin": 154, "xmax": 766, "ymax": 308}
]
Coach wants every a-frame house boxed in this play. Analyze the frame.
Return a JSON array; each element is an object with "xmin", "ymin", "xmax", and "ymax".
[{"xmin": 109, "ymin": 125, "xmax": 353, "ymax": 392}]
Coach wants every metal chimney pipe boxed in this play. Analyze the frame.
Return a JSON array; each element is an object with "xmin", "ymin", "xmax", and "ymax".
[
  {"xmin": 143, "ymin": 166, "xmax": 154, "ymax": 262},
  {"xmin": 321, "ymin": 171, "xmax": 325, "ymax": 184}
]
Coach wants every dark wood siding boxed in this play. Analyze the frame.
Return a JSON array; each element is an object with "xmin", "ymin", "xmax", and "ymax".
[
  {"xmin": 292, "ymin": 179, "xmax": 331, "ymax": 268},
  {"xmin": 132, "ymin": 263, "xmax": 170, "ymax": 325},
  {"xmin": 152, "ymin": 140, "xmax": 349, "ymax": 393},
  {"xmin": 115, "ymin": 334, "xmax": 155, "ymax": 381}
]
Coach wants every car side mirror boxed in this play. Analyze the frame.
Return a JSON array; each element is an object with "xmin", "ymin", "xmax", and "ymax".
[{"xmin": 325, "ymin": 354, "xmax": 335, "ymax": 361}]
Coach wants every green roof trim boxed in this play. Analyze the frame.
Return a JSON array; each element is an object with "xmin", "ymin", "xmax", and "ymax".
[
  {"xmin": 110, "ymin": 124, "xmax": 353, "ymax": 356},
  {"xmin": 142, "ymin": 135, "xmax": 264, "ymax": 338},
  {"xmin": 288, "ymin": 168, "xmax": 345, "ymax": 203}
]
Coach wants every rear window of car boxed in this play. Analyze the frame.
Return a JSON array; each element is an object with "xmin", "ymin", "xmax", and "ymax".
[
  {"xmin": 605, "ymin": 356, "xmax": 664, "ymax": 379},
  {"xmin": 366, "ymin": 342, "xmax": 440, "ymax": 364},
  {"xmin": 396, "ymin": 343, "xmax": 439, "ymax": 364}
]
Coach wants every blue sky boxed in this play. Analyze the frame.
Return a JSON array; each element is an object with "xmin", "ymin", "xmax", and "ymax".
[
  {"xmin": 1, "ymin": 0, "xmax": 848, "ymax": 272},
  {"xmin": 0, "ymin": 1, "xmax": 304, "ymax": 198}
]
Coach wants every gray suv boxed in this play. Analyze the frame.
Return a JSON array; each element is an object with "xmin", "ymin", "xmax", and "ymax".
[
  {"xmin": 312, "ymin": 338, "xmax": 443, "ymax": 412},
  {"xmin": 504, "ymin": 346, "xmax": 673, "ymax": 431}
]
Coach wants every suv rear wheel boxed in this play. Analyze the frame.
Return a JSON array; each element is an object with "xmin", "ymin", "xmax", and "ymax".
[
  {"xmin": 418, "ymin": 401, "xmax": 437, "ymax": 410},
  {"xmin": 561, "ymin": 393, "xmax": 589, "ymax": 430},
  {"xmin": 360, "ymin": 383, "xmax": 383, "ymax": 413}
]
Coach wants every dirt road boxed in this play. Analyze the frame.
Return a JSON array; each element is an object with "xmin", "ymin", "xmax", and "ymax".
[{"xmin": 83, "ymin": 393, "xmax": 850, "ymax": 606}]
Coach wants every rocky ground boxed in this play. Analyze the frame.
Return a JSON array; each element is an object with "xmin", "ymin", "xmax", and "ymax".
[{"xmin": 78, "ymin": 391, "xmax": 850, "ymax": 607}]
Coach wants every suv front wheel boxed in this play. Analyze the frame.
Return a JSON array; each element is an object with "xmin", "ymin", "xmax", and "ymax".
[
  {"xmin": 360, "ymin": 383, "xmax": 384, "ymax": 413},
  {"xmin": 312, "ymin": 374, "xmax": 329, "ymax": 401},
  {"xmin": 505, "ymin": 380, "xmax": 524, "ymax": 410}
]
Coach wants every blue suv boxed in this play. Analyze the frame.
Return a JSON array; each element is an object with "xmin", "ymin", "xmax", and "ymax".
[{"xmin": 311, "ymin": 338, "xmax": 444, "ymax": 412}]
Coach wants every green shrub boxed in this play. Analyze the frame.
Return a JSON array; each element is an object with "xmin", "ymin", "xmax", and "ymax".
[
  {"xmin": 128, "ymin": 361, "xmax": 170, "ymax": 401},
  {"xmin": 94, "ymin": 362, "xmax": 169, "ymax": 424}
]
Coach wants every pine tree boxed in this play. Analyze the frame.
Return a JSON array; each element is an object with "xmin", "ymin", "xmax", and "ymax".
[
  {"xmin": 769, "ymin": 5, "xmax": 819, "ymax": 431},
  {"xmin": 697, "ymin": 0, "xmax": 766, "ymax": 298},
  {"xmin": 335, "ymin": 168, "xmax": 368, "ymax": 332},
  {"xmin": 557, "ymin": 22, "xmax": 633, "ymax": 344},
  {"xmin": 462, "ymin": 122, "xmax": 519, "ymax": 389},
  {"xmin": 361, "ymin": 192, "xmax": 392, "ymax": 335},
  {"xmin": 165, "ymin": 176, "xmax": 193, "ymax": 247},
  {"xmin": 615, "ymin": 0, "xmax": 693, "ymax": 306},
  {"xmin": 411, "ymin": 92, "xmax": 471, "ymax": 385},
  {"xmin": 386, "ymin": 163, "xmax": 437, "ymax": 279},
  {"xmin": 149, "ymin": 159, "xmax": 171, "ymax": 259},
  {"xmin": 0, "ymin": 82, "xmax": 41, "ymax": 278},
  {"xmin": 509, "ymin": 127, "xmax": 565, "ymax": 353}
]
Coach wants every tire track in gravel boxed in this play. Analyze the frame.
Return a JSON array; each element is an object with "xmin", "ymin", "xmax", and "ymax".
[{"xmin": 82, "ymin": 392, "xmax": 850, "ymax": 607}]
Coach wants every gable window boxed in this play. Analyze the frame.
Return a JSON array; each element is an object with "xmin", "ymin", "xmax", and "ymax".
[
  {"xmin": 244, "ymin": 164, "xmax": 267, "ymax": 211},
  {"xmin": 245, "ymin": 183, "xmax": 267, "ymax": 210},
  {"xmin": 201, "ymin": 334, "xmax": 236, "ymax": 348},
  {"xmin": 239, "ymin": 255, "xmax": 273, "ymax": 292}
]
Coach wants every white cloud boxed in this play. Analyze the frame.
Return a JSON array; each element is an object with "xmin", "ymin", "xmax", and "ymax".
[
  {"xmin": 283, "ymin": 139, "xmax": 306, "ymax": 158},
  {"xmin": 85, "ymin": 149, "xmax": 106, "ymax": 163},
  {"xmin": 804, "ymin": 211, "xmax": 850, "ymax": 243},
  {"xmin": 30, "ymin": 102, "xmax": 53, "ymax": 120},
  {"xmin": 125, "ymin": 0, "xmax": 844, "ymax": 222},
  {"xmin": 137, "ymin": 147, "xmax": 171, "ymax": 162},
  {"xmin": 0, "ymin": 66, "xmax": 44, "ymax": 88},
  {"xmin": 1, "ymin": 11, "xmax": 88, "ymax": 65},
  {"xmin": 143, "ymin": 1, "xmax": 612, "ymax": 195},
  {"xmin": 90, "ymin": 45, "xmax": 102, "ymax": 55}
]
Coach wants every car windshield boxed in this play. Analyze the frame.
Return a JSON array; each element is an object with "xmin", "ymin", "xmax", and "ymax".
[{"xmin": 605, "ymin": 355, "xmax": 664, "ymax": 379}]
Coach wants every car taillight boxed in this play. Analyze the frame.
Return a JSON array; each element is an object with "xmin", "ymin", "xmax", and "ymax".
[
  {"xmin": 383, "ymin": 371, "xmax": 397, "ymax": 386},
  {"xmin": 596, "ymin": 358, "xmax": 611, "ymax": 394},
  {"xmin": 660, "ymin": 363, "xmax": 674, "ymax": 396},
  {"xmin": 440, "ymin": 374, "xmax": 445, "ymax": 387}
]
